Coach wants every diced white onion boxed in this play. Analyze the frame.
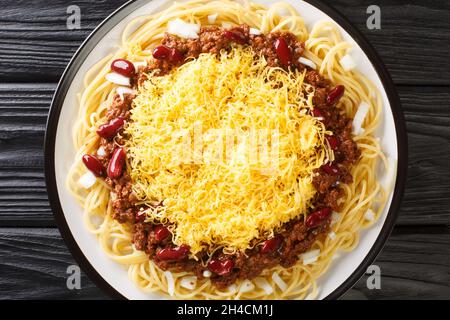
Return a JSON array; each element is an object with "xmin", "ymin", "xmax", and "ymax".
[
  {"xmin": 331, "ymin": 212, "xmax": 341, "ymax": 225},
  {"xmin": 239, "ymin": 280, "xmax": 255, "ymax": 293},
  {"xmin": 116, "ymin": 86, "xmax": 137, "ymax": 101},
  {"xmin": 277, "ymin": 7, "xmax": 289, "ymax": 16},
  {"xmin": 78, "ymin": 172, "xmax": 96, "ymax": 189},
  {"xmin": 298, "ymin": 57, "xmax": 316, "ymax": 70},
  {"xmin": 133, "ymin": 61, "xmax": 147, "ymax": 72},
  {"xmin": 163, "ymin": 271, "xmax": 175, "ymax": 296},
  {"xmin": 271, "ymin": 272, "xmax": 287, "ymax": 291},
  {"xmin": 254, "ymin": 277, "xmax": 273, "ymax": 295},
  {"xmin": 110, "ymin": 192, "xmax": 117, "ymax": 201},
  {"xmin": 180, "ymin": 276, "xmax": 197, "ymax": 290},
  {"xmin": 339, "ymin": 54, "xmax": 357, "ymax": 71},
  {"xmin": 207, "ymin": 14, "xmax": 218, "ymax": 24},
  {"xmin": 364, "ymin": 209, "xmax": 375, "ymax": 222},
  {"xmin": 97, "ymin": 146, "xmax": 107, "ymax": 157},
  {"xmin": 301, "ymin": 249, "xmax": 320, "ymax": 265},
  {"xmin": 227, "ymin": 284, "xmax": 237, "ymax": 293},
  {"xmin": 167, "ymin": 18, "xmax": 200, "ymax": 39},
  {"xmin": 328, "ymin": 231, "xmax": 336, "ymax": 240},
  {"xmin": 221, "ymin": 22, "xmax": 232, "ymax": 29},
  {"xmin": 106, "ymin": 72, "xmax": 130, "ymax": 86},
  {"xmin": 352, "ymin": 102, "xmax": 370, "ymax": 135},
  {"xmin": 202, "ymin": 270, "xmax": 212, "ymax": 278},
  {"xmin": 249, "ymin": 27, "xmax": 262, "ymax": 35}
]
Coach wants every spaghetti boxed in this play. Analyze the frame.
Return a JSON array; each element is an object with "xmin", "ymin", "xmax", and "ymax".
[{"xmin": 67, "ymin": 0, "xmax": 388, "ymax": 299}]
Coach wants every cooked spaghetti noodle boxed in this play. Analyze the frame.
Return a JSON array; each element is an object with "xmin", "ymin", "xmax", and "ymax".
[{"xmin": 67, "ymin": 0, "xmax": 389, "ymax": 299}]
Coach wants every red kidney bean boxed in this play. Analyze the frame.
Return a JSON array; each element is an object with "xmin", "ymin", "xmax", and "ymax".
[
  {"xmin": 326, "ymin": 85, "xmax": 345, "ymax": 105},
  {"xmin": 111, "ymin": 59, "xmax": 135, "ymax": 78},
  {"xmin": 326, "ymin": 135, "xmax": 340, "ymax": 151},
  {"xmin": 322, "ymin": 163, "xmax": 339, "ymax": 175},
  {"xmin": 154, "ymin": 225, "xmax": 170, "ymax": 242},
  {"xmin": 274, "ymin": 37, "xmax": 292, "ymax": 66},
  {"xmin": 156, "ymin": 245, "xmax": 189, "ymax": 261},
  {"xmin": 153, "ymin": 45, "xmax": 183, "ymax": 63},
  {"xmin": 305, "ymin": 208, "xmax": 332, "ymax": 229},
  {"xmin": 208, "ymin": 259, "xmax": 234, "ymax": 276},
  {"xmin": 260, "ymin": 235, "xmax": 283, "ymax": 254},
  {"xmin": 107, "ymin": 147, "xmax": 126, "ymax": 179},
  {"xmin": 96, "ymin": 117, "xmax": 125, "ymax": 139},
  {"xmin": 153, "ymin": 45, "xmax": 172, "ymax": 60},
  {"xmin": 312, "ymin": 108, "xmax": 323, "ymax": 118},
  {"xmin": 223, "ymin": 30, "xmax": 247, "ymax": 45},
  {"xmin": 135, "ymin": 210, "xmax": 146, "ymax": 223},
  {"xmin": 82, "ymin": 154, "xmax": 105, "ymax": 177},
  {"xmin": 169, "ymin": 48, "xmax": 183, "ymax": 63}
]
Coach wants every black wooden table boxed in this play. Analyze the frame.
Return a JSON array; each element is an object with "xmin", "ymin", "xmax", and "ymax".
[{"xmin": 0, "ymin": 0, "xmax": 449, "ymax": 300}]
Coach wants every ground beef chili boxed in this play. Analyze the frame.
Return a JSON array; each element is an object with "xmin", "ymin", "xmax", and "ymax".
[{"xmin": 83, "ymin": 24, "xmax": 360, "ymax": 289}]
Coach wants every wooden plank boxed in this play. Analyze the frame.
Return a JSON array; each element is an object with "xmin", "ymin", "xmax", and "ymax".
[
  {"xmin": 0, "ymin": 228, "xmax": 108, "ymax": 299},
  {"xmin": 401, "ymin": 86, "xmax": 450, "ymax": 225},
  {"xmin": 0, "ymin": 0, "xmax": 127, "ymax": 83},
  {"xmin": 0, "ymin": 0, "xmax": 449, "ymax": 84},
  {"xmin": 0, "ymin": 227, "xmax": 448, "ymax": 299},
  {"xmin": 345, "ymin": 226, "xmax": 450, "ymax": 299},
  {"xmin": 0, "ymin": 83, "xmax": 53, "ymax": 168},
  {"xmin": 0, "ymin": 169, "xmax": 52, "ymax": 227},
  {"xmin": 1, "ymin": 84, "xmax": 449, "ymax": 226}
]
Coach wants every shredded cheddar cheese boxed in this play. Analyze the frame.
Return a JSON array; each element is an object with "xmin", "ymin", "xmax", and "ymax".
[{"xmin": 126, "ymin": 47, "xmax": 332, "ymax": 255}]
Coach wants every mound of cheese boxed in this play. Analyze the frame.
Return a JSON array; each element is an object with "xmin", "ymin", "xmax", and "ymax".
[{"xmin": 126, "ymin": 47, "xmax": 332, "ymax": 255}]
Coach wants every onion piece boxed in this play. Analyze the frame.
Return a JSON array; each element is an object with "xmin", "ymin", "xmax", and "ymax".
[
  {"xmin": 97, "ymin": 146, "xmax": 107, "ymax": 157},
  {"xmin": 163, "ymin": 271, "xmax": 175, "ymax": 296},
  {"xmin": 116, "ymin": 86, "xmax": 137, "ymax": 101},
  {"xmin": 301, "ymin": 249, "xmax": 320, "ymax": 265},
  {"xmin": 180, "ymin": 276, "xmax": 197, "ymax": 290},
  {"xmin": 207, "ymin": 14, "xmax": 218, "ymax": 24},
  {"xmin": 331, "ymin": 212, "xmax": 341, "ymax": 225},
  {"xmin": 352, "ymin": 102, "xmax": 370, "ymax": 135},
  {"xmin": 78, "ymin": 171, "xmax": 96, "ymax": 189},
  {"xmin": 364, "ymin": 209, "xmax": 375, "ymax": 222},
  {"xmin": 132, "ymin": 61, "xmax": 147, "ymax": 72},
  {"xmin": 221, "ymin": 21, "xmax": 232, "ymax": 29},
  {"xmin": 202, "ymin": 270, "xmax": 212, "ymax": 278},
  {"xmin": 239, "ymin": 280, "xmax": 255, "ymax": 293},
  {"xmin": 106, "ymin": 72, "xmax": 130, "ymax": 86},
  {"xmin": 339, "ymin": 54, "xmax": 357, "ymax": 71},
  {"xmin": 227, "ymin": 284, "xmax": 237, "ymax": 293},
  {"xmin": 276, "ymin": 7, "xmax": 289, "ymax": 16},
  {"xmin": 167, "ymin": 18, "xmax": 200, "ymax": 39},
  {"xmin": 249, "ymin": 28, "xmax": 262, "ymax": 35},
  {"xmin": 271, "ymin": 272, "xmax": 287, "ymax": 291},
  {"xmin": 254, "ymin": 277, "xmax": 274, "ymax": 295},
  {"xmin": 298, "ymin": 57, "xmax": 317, "ymax": 70},
  {"xmin": 328, "ymin": 231, "xmax": 336, "ymax": 240}
]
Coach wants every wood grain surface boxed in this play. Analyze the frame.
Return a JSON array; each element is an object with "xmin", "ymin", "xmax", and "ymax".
[{"xmin": 0, "ymin": 0, "xmax": 449, "ymax": 300}]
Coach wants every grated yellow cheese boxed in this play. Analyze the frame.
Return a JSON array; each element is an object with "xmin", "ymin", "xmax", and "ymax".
[{"xmin": 125, "ymin": 47, "xmax": 332, "ymax": 255}]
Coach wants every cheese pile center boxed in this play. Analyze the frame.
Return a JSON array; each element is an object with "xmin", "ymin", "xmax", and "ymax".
[{"xmin": 126, "ymin": 47, "xmax": 331, "ymax": 255}]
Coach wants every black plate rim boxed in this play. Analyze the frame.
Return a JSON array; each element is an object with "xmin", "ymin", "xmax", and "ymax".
[{"xmin": 44, "ymin": 0, "xmax": 408, "ymax": 300}]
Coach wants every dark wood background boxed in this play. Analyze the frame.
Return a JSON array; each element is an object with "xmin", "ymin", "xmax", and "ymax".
[{"xmin": 0, "ymin": 0, "xmax": 449, "ymax": 300}]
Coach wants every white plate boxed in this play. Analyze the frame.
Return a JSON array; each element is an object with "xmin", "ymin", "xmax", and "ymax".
[{"xmin": 45, "ymin": 0, "xmax": 407, "ymax": 300}]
